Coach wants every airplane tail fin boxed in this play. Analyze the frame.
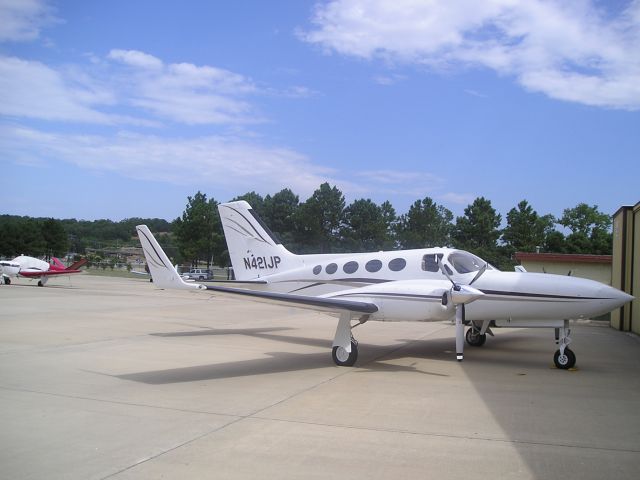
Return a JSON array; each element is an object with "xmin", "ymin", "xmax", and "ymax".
[
  {"xmin": 136, "ymin": 225, "xmax": 202, "ymax": 290},
  {"xmin": 218, "ymin": 201, "xmax": 301, "ymax": 281},
  {"xmin": 66, "ymin": 258, "xmax": 87, "ymax": 271},
  {"xmin": 51, "ymin": 257, "xmax": 66, "ymax": 269}
]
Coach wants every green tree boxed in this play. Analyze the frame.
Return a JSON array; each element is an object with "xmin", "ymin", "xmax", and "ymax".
[
  {"xmin": 341, "ymin": 199, "xmax": 389, "ymax": 251},
  {"xmin": 173, "ymin": 192, "xmax": 224, "ymax": 267},
  {"xmin": 543, "ymin": 230, "xmax": 566, "ymax": 253},
  {"xmin": 558, "ymin": 203, "xmax": 612, "ymax": 254},
  {"xmin": 380, "ymin": 200, "xmax": 398, "ymax": 250},
  {"xmin": 502, "ymin": 200, "xmax": 554, "ymax": 253},
  {"xmin": 294, "ymin": 183, "xmax": 345, "ymax": 253},
  {"xmin": 262, "ymin": 188, "xmax": 300, "ymax": 246},
  {"xmin": 41, "ymin": 218, "xmax": 69, "ymax": 259},
  {"xmin": 452, "ymin": 197, "xmax": 504, "ymax": 266},
  {"xmin": 396, "ymin": 197, "xmax": 453, "ymax": 249}
]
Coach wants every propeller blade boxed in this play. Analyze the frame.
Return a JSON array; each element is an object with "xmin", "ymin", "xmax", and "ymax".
[
  {"xmin": 455, "ymin": 305, "xmax": 464, "ymax": 361},
  {"xmin": 469, "ymin": 263, "xmax": 488, "ymax": 285},
  {"xmin": 437, "ymin": 257, "xmax": 460, "ymax": 291}
]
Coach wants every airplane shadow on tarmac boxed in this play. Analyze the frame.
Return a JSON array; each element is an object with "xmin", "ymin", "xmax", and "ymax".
[
  {"xmin": 111, "ymin": 323, "xmax": 640, "ymax": 478},
  {"xmin": 112, "ymin": 326, "xmax": 546, "ymax": 385}
]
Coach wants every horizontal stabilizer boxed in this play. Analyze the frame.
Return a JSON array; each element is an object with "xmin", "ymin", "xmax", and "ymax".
[{"xmin": 67, "ymin": 258, "xmax": 88, "ymax": 271}]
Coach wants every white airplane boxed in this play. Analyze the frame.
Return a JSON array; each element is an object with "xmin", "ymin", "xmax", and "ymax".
[{"xmin": 136, "ymin": 201, "xmax": 633, "ymax": 370}]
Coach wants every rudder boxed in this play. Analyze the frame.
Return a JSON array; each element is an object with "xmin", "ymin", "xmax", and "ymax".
[{"xmin": 218, "ymin": 201, "xmax": 300, "ymax": 280}]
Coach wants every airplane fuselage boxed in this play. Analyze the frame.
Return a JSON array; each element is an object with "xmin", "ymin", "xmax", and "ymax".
[{"xmin": 235, "ymin": 247, "xmax": 630, "ymax": 324}]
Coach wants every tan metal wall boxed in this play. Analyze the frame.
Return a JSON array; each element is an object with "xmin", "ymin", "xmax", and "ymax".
[
  {"xmin": 611, "ymin": 203, "xmax": 639, "ymax": 333},
  {"xmin": 518, "ymin": 260, "xmax": 611, "ymax": 285},
  {"xmin": 632, "ymin": 204, "xmax": 639, "ymax": 334}
]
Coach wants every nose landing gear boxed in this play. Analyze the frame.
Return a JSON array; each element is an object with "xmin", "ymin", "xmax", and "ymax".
[{"xmin": 554, "ymin": 321, "xmax": 576, "ymax": 369}]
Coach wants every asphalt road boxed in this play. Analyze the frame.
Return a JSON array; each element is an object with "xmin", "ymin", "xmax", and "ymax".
[{"xmin": 1, "ymin": 274, "xmax": 639, "ymax": 479}]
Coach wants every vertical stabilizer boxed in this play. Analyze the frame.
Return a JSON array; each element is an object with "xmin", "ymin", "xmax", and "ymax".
[
  {"xmin": 218, "ymin": 201, "xmax": 301, "ymax": 280},
  {"xmin": 136, "ymin": 225, "xmax": 201, "ymax": 290}
]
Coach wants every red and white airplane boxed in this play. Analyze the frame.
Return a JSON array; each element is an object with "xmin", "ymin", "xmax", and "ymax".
[
  {"xmin": 1, "ymin": 255, "xmax": 86, "ymax": 286},
  {"xmin": 136, "ymin": 201, "xmax": 633, "ymax": 370}
]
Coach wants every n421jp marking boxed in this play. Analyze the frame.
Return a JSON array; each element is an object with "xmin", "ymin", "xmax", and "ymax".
[{"xmin": 244, "ymin": 255, "xmax": 281, "ymax": 270}]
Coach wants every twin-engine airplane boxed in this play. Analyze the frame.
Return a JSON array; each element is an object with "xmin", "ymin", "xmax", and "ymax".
[
  {"xmin": 1, "ymin": 255, "xmax": 86, "ymax": 286},
  {"xmin": 136, "ymin": 201, "xmax": 633, "ymax": 370}
]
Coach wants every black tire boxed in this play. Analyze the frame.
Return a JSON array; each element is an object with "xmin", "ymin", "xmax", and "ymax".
[
  {"xmin": 332, "ymin": 340, "xmax": 358, "ymax": 367},
  {"xmin": 466, "ymin": 328, "xmax": 486, "ymax": 347},
  {"xmin": 554, "ymin": 348, "xmax": 576, "ymax": 369},
  {"xmin": 4, "ymin": 277, "xmax": 10, "ymax": 285},
  {"xmin": 37, "ymin": 281, "xmax": 44, "ymax": 287}
]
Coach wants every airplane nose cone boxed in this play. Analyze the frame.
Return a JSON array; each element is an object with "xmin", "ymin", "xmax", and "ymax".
[{"xmin": 601, "ymin": 285, "xmax": 634, "ymax": 309}]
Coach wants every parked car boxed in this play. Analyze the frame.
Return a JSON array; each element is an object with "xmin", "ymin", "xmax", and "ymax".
[{"xmin": 184, "ymin": 268, "xmax": 213, "ymax": 280}]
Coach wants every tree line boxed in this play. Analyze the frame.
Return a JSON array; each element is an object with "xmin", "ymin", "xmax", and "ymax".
[
  {"xmin": 172, "ymin": 183, "xmax": 612, "ymax": 271},
  {"xmin": 1, "ymin": 183, "xmax": 612, "ymax": 271},
  {"xmin": 0, "ymin": 215, "xmax": 170, "ymax": 259}
]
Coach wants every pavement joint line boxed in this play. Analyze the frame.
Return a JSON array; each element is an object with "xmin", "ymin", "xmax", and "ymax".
[
  {"xmin": 99, "ymin": 416, "xmax": 247, "ymax": 480},
  {"xmin": 94, "ymin": 363, "xmax": 368, "ymax": 477},
  {"xmin": 0, "ymin": 385, "xmax": 242, "ymax": 419},
  {"xmin": 0, "ymin": 334, "xmax": 156, "ymax": 356},
  {"xmin": 248, "ymin": 414, "xmax": 640, "ymax": 455}
]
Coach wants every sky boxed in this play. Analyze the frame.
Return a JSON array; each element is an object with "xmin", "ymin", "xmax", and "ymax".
[{"xmin": 1, "ymin": 0, "xmax": 639, "ymax": 223}]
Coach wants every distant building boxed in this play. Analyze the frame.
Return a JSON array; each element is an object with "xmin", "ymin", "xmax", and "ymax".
[{"xmin": 514, "ymin": 252, "xmax": 612, "ymax": 285}]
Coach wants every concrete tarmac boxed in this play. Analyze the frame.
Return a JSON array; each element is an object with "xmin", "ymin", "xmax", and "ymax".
[{"xmin": 1, "ymin": 274, "xmax": 639, "ymax": 479}]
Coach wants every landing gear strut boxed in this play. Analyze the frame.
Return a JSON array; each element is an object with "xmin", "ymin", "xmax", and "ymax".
[{"xmin": 553, "ymin": 320, "xmax": 576, "ymax": 369}]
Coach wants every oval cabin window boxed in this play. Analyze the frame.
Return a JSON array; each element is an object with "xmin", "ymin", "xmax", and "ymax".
[
  {"xmin": 365, "ymin": 259, "xmax": 382, "ymax": 272},
  {"xmin": 388, "ymin": 258, "xmax": 407, "ymax": 272},
  {"xmin": 343, "ymin": 261, "xmax": 359, "ymax": 274}
]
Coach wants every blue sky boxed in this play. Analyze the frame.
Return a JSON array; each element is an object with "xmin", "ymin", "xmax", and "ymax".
[{"xmin": 1, "ymin": 0, "xmax": 639, "ymax": 222}]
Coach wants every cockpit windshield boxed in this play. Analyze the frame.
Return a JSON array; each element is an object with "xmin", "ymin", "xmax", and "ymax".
[{"xmin": 447, "ymin": 251, "xmax": 495, "ymax": 274}]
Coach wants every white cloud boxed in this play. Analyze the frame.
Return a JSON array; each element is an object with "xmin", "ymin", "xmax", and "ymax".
[
  {"xmin": 355, "ymin": 169, "xmax": 472, "ymax": 206},
  {"xmin": 0, "ymin": 49, "xmax": 265, "ymax": 126},
  {"xmin": 439, "ymin": 192, "xmax": 475, "ymax": 206},
  {"xmin": 0, "ymin": 55, "xmax": 158, "ymax": 126},
  {"xmin": 0, "ymin": 0, "xmax": 58, "ymax": 42},
  {"xmin": 0, "ymin": 55, "xmax": 115, "ymax": 123},
  {"xmin": 107, "ymin": 49, "xmax": 163, "ymax": 70},
  {"xmin": 373, "ymin": 73, "xmax": 406, "ymax": 85},
  {"xmin": 0, "ymin": 124, "xmax": 345, "ymax": 199},
  {"xmin": 303, "ymin": 0, "xmax": 640, "ymax": 110}
]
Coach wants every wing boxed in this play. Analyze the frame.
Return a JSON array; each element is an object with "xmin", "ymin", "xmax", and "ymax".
[
  {"xmin": 202, "ymin": 284, "xmax": 378, "ymax": 315},
  {"xmin": 19, "ymin": 269, "xmax": 80, "ymax": 278},
  {"xmin": 18, "ymin": 269, "xmax": 47, "ymax": 278}
]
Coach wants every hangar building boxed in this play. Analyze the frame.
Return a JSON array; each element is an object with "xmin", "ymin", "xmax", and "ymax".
[{"xmin": 611, "ymin": 202, "xmax": 640, "ymax": 334}]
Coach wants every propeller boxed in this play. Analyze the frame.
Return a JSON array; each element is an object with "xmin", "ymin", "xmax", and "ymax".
[{"xmin": 438, "ymin": 257, "xmax": 486, "ymax": 361}]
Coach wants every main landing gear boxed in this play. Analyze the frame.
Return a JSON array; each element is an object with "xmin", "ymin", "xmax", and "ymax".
[
  {"xmin": 465, "ymin": 320, "xmax": 491, "ymax": 348},
  {"xmin": 331, "ymin": 312, "xmax": 365, "ymax": 367},
  {"xmin": 465, "ymin": 327, "xmax": 487, "ymax": 347},
  {"xmin": 332, "ymin": 339, "xmax": 359, "ymax": 367}
]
